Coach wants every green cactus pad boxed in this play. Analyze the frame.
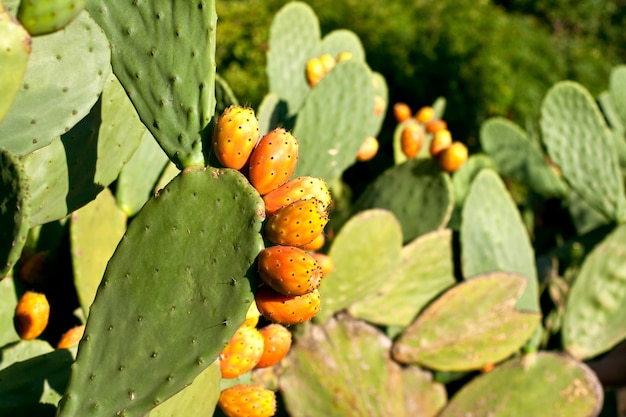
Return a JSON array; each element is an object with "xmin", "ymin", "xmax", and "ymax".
[
  {"xmin": 461, "ymin": 169, "xmax": 539, "ymax": 312},
  {"xmin": 318, "ymin": 209, "xmax": 402, "ymax": 323},
  {"xmin": 116, "ymin": 130, "xmax": 170, "ymax": 217},
  {"xmin": 0, "ymin": 11, "xmax": 110, "ymax": 156},
  {"xmin": 87, "ymin": 0, "xmax": 217, "ymax": 169},
  {"xmin": 480, "ymin": 117, "xmax": 566, "ymax": 198},
  {"xmin": 369, "ymin": 71, "xmax": 388, "ymax": 138},
  {"xmin": 266, "ymin": 1, "xmax": 320, "ymax": 116},
  {"xmin": 257, "ymin": 93, "xmax": 284, "ymax": 136},
  {"xmin": 293, "ymin": 59, "xmax": 375, "ymax": 182},
  {"xmin": 70, "ymin": 188, "xmax": 127, "ymax": 317},
  {"xmin": 281, "ymin": 313, "xmax": 447, "ymax": 417},
  {"xmin": 0, "ymin": 147, "xmax": 30, "ymax": 279},
  {"xmin": 540, "ymin": 81, "xmax": 626, "ymax": 222},
  {"xmin": 609, "ymin": 65, "xmax": 626, "ymax": 127},
  {"xmin": 0, "ymin": 276, "xmax": 20, "ymax": 346},
  {"xmin": 17, "ymin": 0, "xmax": 86, "ymax": 35},
  {"xmin": 154, "ymin": 162, "xmax": 180, "ymax": 193},
  {"xmin": 0, "ymin": 347, "xmax": 75, "ymax": 415},
  {"xmin": 562, "ymin": 223, "xmax": 626, "ymax": 360},
  {"xmin": 0, "ymin": 6, "xmax": 30, "ymax": 123},
  {"xmin": 0, "ymin": 339, "xmax": 53, "ymax": 371},
  {"xmin": 447, "ymin": 153, "xmax": 497, "ymax": 230},
  {"xmin": 214, "ymin": 74, "xmax": 238, "ymax": 119},
  {"xmin": 439, "ymin": 352, "xmax": 603, "ymax": 417},
  {"xmin": 567, "ymin": 191, "xmax": 610, "ymax": 235},
  {"xmin": 353, "ymin": 158, "xmax": 453, "ymax": 244},
  {"xmin": 56, "ymin": 167, "xmax": 265, "ymax": 417},
  {"xmin": 149, "ymin": 362, "xmax": 220, "ymax": 417},
  {"xmin": 317, "ymin": 29, "xmax": 366, "ymax": 62},
  {"xmin": 349, "ymin": 229, "xmax": 456, "ymax": 327},
  {"xmin": 392, "ymin": 272, "xmax": 541, "ymax": 371}
]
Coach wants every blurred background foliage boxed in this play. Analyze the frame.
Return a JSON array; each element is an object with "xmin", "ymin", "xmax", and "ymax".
[{"xmin": 216, "ymin": 0, "xmax": 624, "ymax": 146}]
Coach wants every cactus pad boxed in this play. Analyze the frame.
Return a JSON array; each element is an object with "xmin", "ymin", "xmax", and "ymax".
[
  {"xmin": 0, "ymin": 6, "xmax": 30, "ymax": 123},
  {"xmin": 439, "ymin": 352, "xmax": 603, "ymax": 417},
  {"xmin": 349, "ymin": 229, "xmax": 456, "ymax": 327},
  {"xmin": 392, "ymin": 272, "xmax": 541, "ymax": 371},
  {"xmin": 0, "ymin": 147, "xmax": 30, "ymax": 279},
  {"xmin": 87, "ymin": 0, "xmax": 217, "ymax": 168},
  {"xmin": 461, "ymin": 169, "xmax": 539, "ymax": 312},
  {"xmin": 480, "ymin": 117, "xmax": 566, "ymax": 197},
  {"xmin": 609, "ymin": 65, "xmax": 626, "ymax": 127},
  {"xmin": 317, "ymin": 29, "xmax": 365, "ymax": 62},
  {"xmin": 0, "ymin": 11, "xmax": 110, "ymax": 156},
  {"xmin": 56, "ymin": 168, "xmax": 265, "ymax": 417},
  {"xmin": 317, "ymin": 209, "xmax": 402, "ymax": 323},
  {"xmin": 280, "ymin": 313, "xmax": 447, "ymax": 417},
  {"xmin": 540, "ymin": 81, "xmax": 626, "ymax": 222},
  {"xmin": 0, "ymin": 276, "xmax": 20, "ymax": 345},
  {"xmin": 562, "ymin": 223, "xmax": 626, "ymax": 360},
  {"xmin": 353, "ymin": 158, "xmax": 453, "ymax": 244},
  {"xmin": 266, "ymin": 1, "xmax": 320, "ymax": 116},
  {"xmin": 17, "ymin": 0, "xmax": 86, "ymax": 35},
  {"xmin": 293, "ymin": 59, "xmax": 375, "ymax": 182},
  {"xmin": 70, "ymin": 188, "xmax": 127, "ymax": 317}
]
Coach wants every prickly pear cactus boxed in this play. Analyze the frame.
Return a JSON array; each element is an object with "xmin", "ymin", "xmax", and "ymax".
[
  {"xmin": 540, "ymin": 81, "xmax": 626, "ymax": 223},
  {"xmin": 0, "ymin": 5, "xmax": 30, "ymax": 123},
  {"xmin": 280, "ymin": 313, "xmax": 447, "ymax": 417},
  {"xmin": 461, "ymin": 169, "xmax": 539, "ymax": 312},
  {"xmin": 562, "ymin": 223, "xmax": 626, "ymax": 360},
  {"xmin": 353, "ymin": 158, "xmax": 453, "ymax": 243},
  {"xmin": 479, "ymin": 117, "xmax": 566, "ymax": 198},
  {"xmin": 56, "ymin": 168, "xmax": 265, "ymax": 417},
  {"xmin": 0, "ymin": 9, "xmax": 110, "ymax": 156},
  {"xmin": 392, "ymin": 272, "xmax": 541, "ymax": 371},
  {"xmin": 86, "ymin": 0, "xmax": 217, "ymax": 168},
  {"xmin": 439, "ymin": 352, "xmax": 603, "ymax": 417},
  {"xmin": 17, "ymin": 0, "xmax": 86, "ymax": 35},
  {"xmin": 0, "ymin": 147, "xmax": 30, "ymax": 279}
]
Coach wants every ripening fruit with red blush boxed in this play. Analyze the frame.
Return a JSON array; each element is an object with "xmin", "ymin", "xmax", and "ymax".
[
  {"xmin": 219, "ymin": 325, "xmax": 264, "ymax": 379},
  {"xmin": 393, "ymin": 102, "xmax": 412, "ymax": 123},
  {"xmin": 57, "ymin": 324, "xmax": 85, "ymax": 349},
  {"xmin": 218, "ymin": 384, "xmax": 276, "ymax": 417},
  {"xmin": 400, "ymin": 123, "xmax": 424, "ymax": 159},
  {"xmin": 14, "ymin": 291, "xmax": 50, "ymax": 340},
  {"xmin": 264, "ymin": 198, "xmax": 329, "ymax": 248},
  {"xmin": 430, "ymin": 129, "xmax": 453, "ymax": 158},
  {"xmin": 262, "ymin": 176, "xmax": 331, "ymax": 217},
  {"xmin": 248, "ymin": 128, "xmax": 299, "ymax": 195},
  {"xmin": 255, "ymin": 285, "xmax": 321, "ymax": 325},
  {"xmin": 438, "ymin": 141, "xmax": 468, "ymax": 173},
  {"xmin": 255, "ymin": 324, "xmax": 292, "ymax": 369},
  {"xmin": 356, "ymin": 136, "xmax": 379, "ymax": 162},
  {"xmin": 213, "ymin": 105, "xmax": 260, "ymax": 170},
  {"xmin": 258, "ymin": 245, "xmax": 323, "ymax": 296},
  {"xmin": 426, "ymin": 119, "xmax": 447, "ymax": 134},
  {"xmin": 300, "ymin": 232, "xmax": 325, "ymax": 251}
]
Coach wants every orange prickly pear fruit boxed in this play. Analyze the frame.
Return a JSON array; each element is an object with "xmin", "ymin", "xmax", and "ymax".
[
  {"xmin": 401, "ymin": 123, "xmax": 424, "ymax": 159},
  {"xmin": 301, "ymin": 232, "xmax": 325, "ymax": 251},
  {"xmin": 14, "ymin": 291, "xmax": 50, "ymax": 340},
  {"xmin": 258, "ymin": 246, "xmax": 323, "ymax": 296},
  {"xmin": 356, "ymin": 136, "xmax": 379, "ymax": 162},
  {"xmin": 264, "ymin": 198, "xmax": 329, "ymax": 247},
  {"xmin": 439, "ymin": 141, "xmax": 468, "ymax": 173},
  {"xmin": 415, "ymin": 106, "xmax": 435, "ymax": 124},
  {"xmin": 426, "ymin": 119, "xmax": 447, "ymax": 134},
  {"xmin": 219, "ymin": 384, "xmax": 277, "ymax": 417},
  {"xmin": 262, "ymin": 176, "xmax": 331, "ymax": 217},
  {"xmin": 219, "ymin": 325, "xmax": 265, "ymax": 379},
  {"xmin": 249, "ymin": 128, "xmax": 299, "ymax": 195},
  {"xmin": 255, "ymin": 285, "xmax": 321, "ymax": 325},
  {"xmin": 242, "ymin": 301, "xmax": 261, "ymax": 328},
  {"xmin": 57, "ymin": 324, "xmax": 85, "ymax": 349},
  {"xmin": 255, "ymin": 324, "xmax": 292, "ymax": 369},
  {"xmin": 374, "ymin": 96, "xmax": 386, "ymax": 117},
  {"xmin": 213, "ymin": 105, "xmax": 260, "ymax": 170},
  {"xmin": 306, "ymin": 57, "xmax": 325, "ymax": 87},
  {"xmin": 319, "ymin": 53, "xmax": 336, "ymax": 73},
  {"xmin": 310, "ymin": 252, "xmax": 334, "ymax": 277},
  {"xmin": 336, "ymin": 51, "xmax": 353, "ymax": 62},
  {"xmin": 393, "ymin": 102, "xmax": 412, "ymax": 123},
  {"xmin": 430, "ymin": 128, "xmax": 453, "ymax": 158}
]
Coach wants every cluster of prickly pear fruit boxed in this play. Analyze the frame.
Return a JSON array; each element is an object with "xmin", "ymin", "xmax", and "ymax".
[
  {"xmin": 305, "ymin": 51, "xmax": 351, "ymax": 88},
  {"xmin": 395, "ymin": 102, "xmax": 468, "ymax": 172}
]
